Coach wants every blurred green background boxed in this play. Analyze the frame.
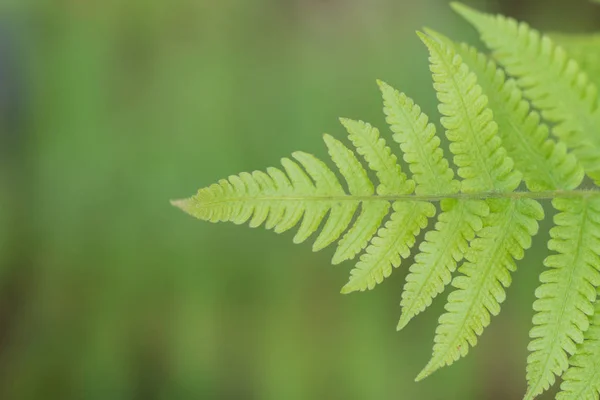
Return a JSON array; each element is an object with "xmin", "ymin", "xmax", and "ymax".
[{"xmin": 0, "ymin": 0, "xmax": 599, "ymax": 399}]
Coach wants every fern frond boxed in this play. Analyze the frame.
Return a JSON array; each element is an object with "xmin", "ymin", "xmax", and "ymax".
[
  {"xmin": 174, "ymin": 153, "xmax": 352, "ymax": 245},
  {"xmin": 317, "ymin": 135, "xmax": 373, "ymax": 252},
  {"xmin": 525, "ymin": 197, "xmax": 600, "ymax": 399},
  {"xmin": 289, "ymin": 152, "xmax": 352, "ymax": 244},
  {"xmin": 417, "ymin": 32, "xmax": 535, "ymax": 377},
  {"xmin": 176, "ymin": 116, "xmax": 438, "ymax": 294},
  {"xmin": 417, "ymin": 198, "xmax": 543, "ymax": 381},
  {"xmin": 551, "ymin": 33, "xmax": 600, "ymax": 88},
  {"xmin": 425, "ymin": 29, "xmax": 584, "ymax": 192},
  {"xmin": 557, "ymin": 287, "xmax": 600, "ymax": 400},
  {"xmin": 452, "ymin": 2, "xmax": 600, "ymax": 183},
  {"xmin": 175, "ymin": 121, "xmax": 401, "ymax": 256},
  {"xmin": 323, "ymin": 134, "xmax": 390, "ymax": 262},
  {"xmin": 339, "ymin": 118, "xmax": 413, "ymax": 196},
  {"xmin": 341, "ymin": 200, "xmax": 435, "ymax": 293},
  {"xmin": 377, "ymin": 79, "xmax": 489, "ymax": 328},
  {"xmin": 175, "ymin": 5, "xmax": 600, "ymax": 395},
  {"xmin": 330, "ymin": 200, "xmax": 390, "ymax": 265},
  {"xmin": 378, "ymin": 80, "xmax": 459, "ymax": 196},
  {"xmin": 424, "ymin": 28, "xmax": 595, "ymax": 396},
  {"xmin": 339, "ymin": 119, "xmax": 437, "ymax": 293},
  {"xmin": 397, "ymin": 198, "xmax": 488, "ymax": 330},
  {"xmin": 418, "ymin": 32, "xmax": 521, "ymax": 194}
]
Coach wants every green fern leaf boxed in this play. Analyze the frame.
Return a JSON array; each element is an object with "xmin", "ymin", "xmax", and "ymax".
[
  {"xmin": 424, "ymin": 27, "xmax": 596, "ymax": 397},
  {"xmin": 338, "ymin": 119, "xmax": 437, "ymax": 293},
  {"xmin": 322, "ymin": 134, "xmax": 390, "ymax": 262},
  {"xmin": 418, "ymin": 32, "xmax": 521, "ymax": 193},
  {"xmin": 316, "ymin": 135, "xmax": 371, "ymax": 252},
  {"xmin": 288, "ymin": 152, "xmax": 351, "ymax": 244},
  {"xmin": 557, "ymin": 287, "xmax": 600, "ymax": 400},
  {"xmin": 173, "ymin": 119, "xmax": 398, "ymax": 253},
  {"xmin": 341, "ymin": 200, "xmax": 435, "ymax": 293},
  {"xmin": 551, "ymin": 33, "xmax": 600, "ymax": 88},
  {"xmin": 339, "ymin": 118, "xmax": 413, "ymax": 196},
  {"xmin": 378, "ymin": 80, "xmax": 459, "ymax": 196},
  {"xmin": 175, "ymin": 115, "xmax": 437, "ymax": 295},
  {"xmin": 418, "ymin": 197, "xmax": 543, "ymax": 381},
  {"xmin": 425, "ymin": 29, "xmax": 584, "ymax": 192},
  {"xmin": 416, "ymin": 32, "xmax": 540, "ymax": 378},
  {"xmin": 452, "ymin": 2, "xmax": 600, "ymax": 183},
  {"xmin": 449, "ymin": 8, "xmax": 600, "ymax": 395},
  {"xmin": 174, "ymin": 153, "xmax": 351, "ymax": 244},
  {"xmin": 525, "ymin": 197, "xmax": 600, "ymax": 399},
  {"xmin": 397, "ymin": 198, "xmax": 488, "ymax": 330},
  {"xmin": 377, "ymin": 80, "xmax": 489, "ymax": 329},
  {"xmin": 174, "ymin": 5, "xmax": 600, "ymax": 395}
]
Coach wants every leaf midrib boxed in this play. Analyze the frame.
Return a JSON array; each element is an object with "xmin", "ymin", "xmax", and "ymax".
[
  {"xmin": 435, "ymin": 200, "xmax": 516, "ymax": 361},
  {"xmin": 430, "ymin": 40, "xmax": 498, "ymax": 191},
  {"xmin": 527, "ymin": 199, "xmax": 590, "ymax": 398},
  {"xmin": 348, "ymin": 202, "xmax": 421, "ymax": 286},
  {"xmin": 390, "ymin": 100, "xmax": 452, "ymax": 193},
  {"xmin": 177, "ymin": 189, "xmax": 600, "ymax": 209},
  {"xmin": 488, "ymin": 22, "xmax": 600, "ymax": 148},
  {"xmin": 400, "ymin": 200, "xmax": 468, "ymax": 319}
]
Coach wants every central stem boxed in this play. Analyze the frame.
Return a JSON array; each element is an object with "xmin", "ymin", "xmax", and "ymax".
[{"xmin": 171, "ymin": 189, "xmax": 600, "ymax": 209}]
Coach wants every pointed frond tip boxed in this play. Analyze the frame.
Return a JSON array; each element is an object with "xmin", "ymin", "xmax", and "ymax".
[
  {"xmin": 174, "ymin": 2, "xmax": 600, "ymax": 397},
  {"xmin": 177, "ymin": 116, "xmax": 431, "ymax": 291},
  {"xmin": 171, "ymin": 199, "xmax": 193, "ymax": 213}
]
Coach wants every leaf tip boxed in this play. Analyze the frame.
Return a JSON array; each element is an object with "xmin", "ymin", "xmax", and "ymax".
[
  {"xmin": 415, "ymin": 30, "xmax": 428, "ymax": 42},
  {"xmin": 322, "ymin": 133, "xmax": 340, "ymax": 150},
  {"xmin": 171, "ymin": 198, "xmax": 190, "ymax": 212},
  {"xmin": 376, "ymin": 78, "xmax": 388, "ymax": 89},
  {"xmin": 331, "ymin": 253, "xmax": 343, "ymax": 265},
  {"xmin": 414, "ymin": 370, "xmax": 429, "ymax": 382},
  {"xmin": 396, "ymin": 315, "xmax": 410, "ymax": 331},
  {"xmin": 340, "ymin": 284, "xmax": 356, "ymax": 294},
  {"xmin": 450, "ymin": 2, "xmax": 483, "ymax": 26},
  {"xmin": 338, "ymin": 117, "xmax": 351, "ymax": 131},
  {"xmin": 339, "ymin": 117, "xmax": 366, "ymax": 134},
  {"xmin": 416, "ymin": 31, "xmax": 438, "ymax": 51},
  {"xmin": 415, "ymin": 361, "xmax": 438, "ymax": 382}
]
